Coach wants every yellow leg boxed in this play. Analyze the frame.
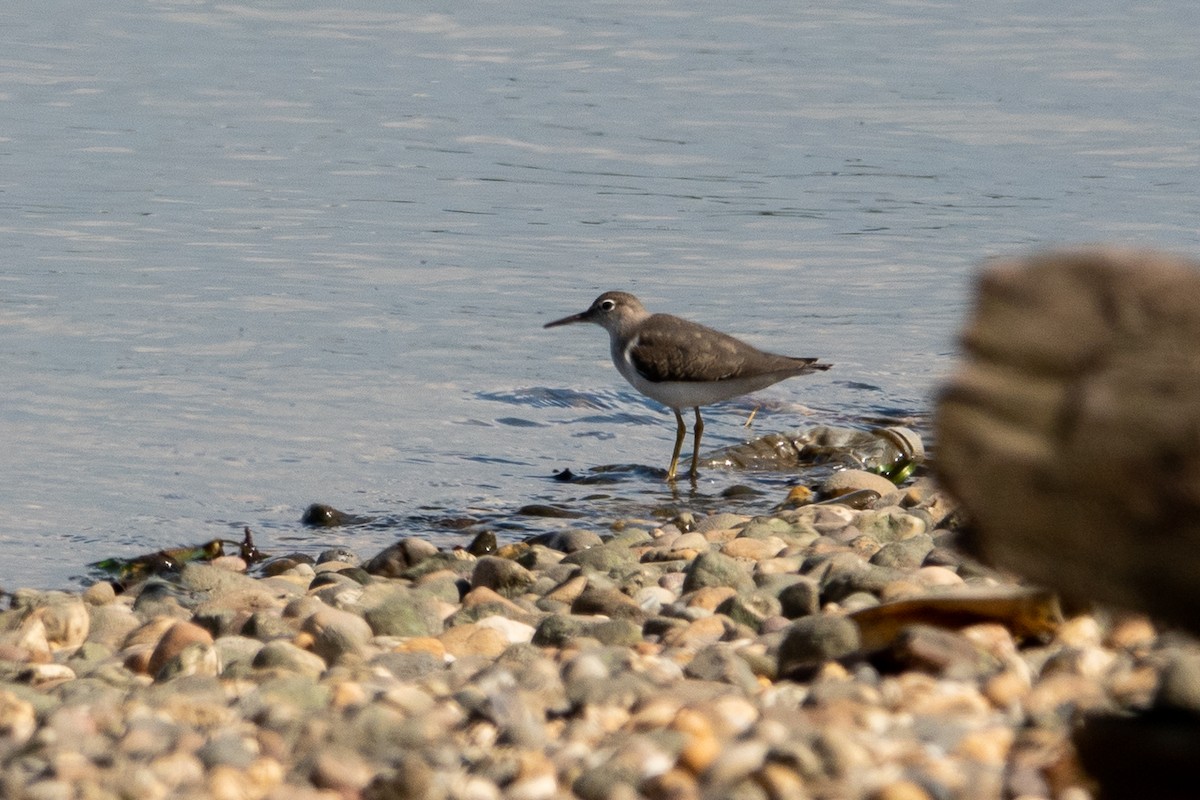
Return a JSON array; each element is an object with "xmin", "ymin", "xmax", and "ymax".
[
  {"xmin": 688, "ymin": 407, "xmax": 704, "ymax": 479},
  {"xmin": 743, "ymin": 406, "xmax": 759, "ymax": 428},
  {"xmin": 666, "ymin": 408, "xmax": 687, "ymax": 481}
]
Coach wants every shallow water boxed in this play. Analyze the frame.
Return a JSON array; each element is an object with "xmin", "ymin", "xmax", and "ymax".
[{"xmin": 2, "ymin": 1, "xmax": 1198, "ymax": 588}]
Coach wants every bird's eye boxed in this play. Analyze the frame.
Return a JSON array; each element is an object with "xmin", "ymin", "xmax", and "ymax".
[{"xmin": 599, "ymin": 299, "xmax": 616, "ymax": 311}]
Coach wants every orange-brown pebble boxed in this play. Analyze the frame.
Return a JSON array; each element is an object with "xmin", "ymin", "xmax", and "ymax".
[
  {"xmin": 439, "ymin": 623, "xmax": 507, "ymax": 659},
  {"xmin": 543, "ymin": 575, "xmax": 589, "ymax": 605},
  {"xmin": 721, "ymin": 537, "xmax": 785, "ymax": 561},
  {"xmin": 1104, "ymin": 614, "xmax": 1157, "ymax": 651},
  {"xmin": 955, "ymin": 726, "xmax": 1015, "ymax": 765},
  {"xmin": 871, "ymin": 779, "xmax": 933, "ymax": 800},
  {"xmin": 462, "ymin": 585, "xmax": 527, "ymax": 613},
  {"xmin": 701, "ymin": 527, "xmax": 740, "ymax": 545},
  {"xmin": 783, "ymin": 485, "xmax": 814, "ymax": 506},
  {"xmin": 629, "ymin": 697, "xmax": 683, "ymax": 731},
  {"xmin": 685, "ymin": 586, "xmax": 737, "ymax": 610},
  {"xmin": 960, "ymin": 623, "xmax": 1018, "ymax": 659},
  {"xmin": 672, "ymin": 709, "xmax": 720, "ymax": 775},
  {"xmin": 756, "ymin": 761, "xmax": 810, "ymax": 800},
  {"xmin": 878, "ymin": 580, "xmax": 927, "ymax": 601},
  {"xmin": 660, "ymin": 616, "xmax": 727, "ymax": 649},
  {"xmin": 146, "ymin": 620, "xmax": 214, "ymax": 677},
  {"xmin": 124, "ymin": 617, "xmax": 179, "ymax": 650},
  {"xmin": 1054, "ymin": 615, "xmax": 1102, "ymax": 648},
  {"xmin": 311, "ymin": 747, "xmax": 374, "ymax": 795},
  {"xmin": 243, "ymin": 757, "xmax": 285, "ymax": 798},
  {"xmin": 643, "ymin": 767, "xmax": 700, "ymax": 800},
  {"xmin": 984, "ymin": 669, "xmax": 1032, "ymax": 709},
  {"xmin": 331, "ymin": 680, "xmax": 368, "ymax": 709},
  {"xmin": 393, "ymin": 636, "xmax": 446, "ymax": 659},
  {"xmin": 912, "ymin": 566, "xmax": 963, "ymax": 587},
  {"xmin": 0, "ymin": 691, "xmax": 36, "ymax": 744},
  {"xmin": 634, "ymin": 640, "xmax": 662, "ymax": 656},
  {"xmin": 10, "ymin": 618, "xmax": 51, "ymax": 664}
]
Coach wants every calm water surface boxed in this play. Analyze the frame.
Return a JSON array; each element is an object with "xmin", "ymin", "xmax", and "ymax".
[{"xmin": 2, "ymin": 2, "xmax": 1198, "ymax": 587}]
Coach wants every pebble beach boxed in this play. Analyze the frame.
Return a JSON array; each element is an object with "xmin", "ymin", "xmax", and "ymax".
[{"xmin": 0, "ymin": 472, "xmax": 1190, "ymax": 800}]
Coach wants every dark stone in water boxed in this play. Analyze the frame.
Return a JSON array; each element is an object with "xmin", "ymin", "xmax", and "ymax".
[
  {"xmin": 466, "ymin": 531, "xmax": 497, "ymax": 556},
  {"xmin": 432, "ymin": 516, "xmax": 483, "ymax": 531},
  {"xmin": 517, "ymin": 504, "xmax": 583, "ymax": 519},
  {"xmin": 721, "ymin": 484, "xmax": 763, "ymax": 499},
  {"xmin": 301, "ymin": 503, "xmax": 369, "ymax": 527}
]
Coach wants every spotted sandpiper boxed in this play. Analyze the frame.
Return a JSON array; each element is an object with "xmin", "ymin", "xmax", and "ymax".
[{"xmin": 544, "ymin": 291, "xmax": 831, "ymax": 481}]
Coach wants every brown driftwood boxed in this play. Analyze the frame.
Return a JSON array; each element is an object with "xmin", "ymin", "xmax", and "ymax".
[{"xmin": 935, "ymin": 248, "xmax": 1200, "ymax": 635}]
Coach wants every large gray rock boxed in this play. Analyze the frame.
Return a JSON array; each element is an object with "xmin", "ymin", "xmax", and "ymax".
[{"xmin": 937, "ymin": 248, "xmax": 1200, "ymax": 634}]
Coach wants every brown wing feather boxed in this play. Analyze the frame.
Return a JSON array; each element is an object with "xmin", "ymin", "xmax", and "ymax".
[{"xmin": 629, "ymin": 313, "xmax": 825, "ymax": 384}]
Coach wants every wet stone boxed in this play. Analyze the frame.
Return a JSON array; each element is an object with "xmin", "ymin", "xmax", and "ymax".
[{"xmin": 821, "ymin": 469, "xmax": 898, "ymax": 498}]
